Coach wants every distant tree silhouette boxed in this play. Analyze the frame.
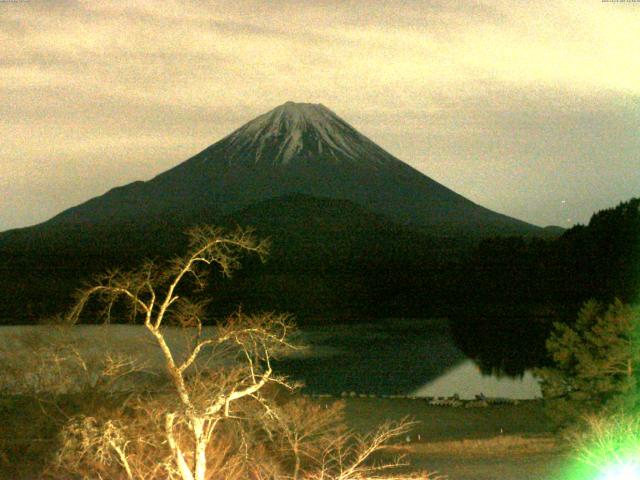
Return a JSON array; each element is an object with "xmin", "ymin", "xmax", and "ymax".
[
  {"xmin": 463, "ymin": 197, "xmax": 640, "ymax": 306},
  {"xmin": 560, "ymin": 197, "xmax": 640, "ymax": 303}
]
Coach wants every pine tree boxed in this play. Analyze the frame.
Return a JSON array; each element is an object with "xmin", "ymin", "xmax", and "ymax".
[{"xmin": 536, "ymin": 299, "xmax": 640, "ymax": 429}]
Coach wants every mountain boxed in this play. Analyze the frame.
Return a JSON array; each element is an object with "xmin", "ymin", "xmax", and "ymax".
[
  {"xmin": 39, "ymin": 101, "xmax": 540, "ymax": 235},
  {"xmin": 220, "ymin": 193, "xmax": 460, "ymax": 270},
  {"xmin": 543, "ymin": 225, "xmax": 566, "ymax": 236},
  {"xmin": 0, "ymin": 101, "xmax": 545, "ymax": 324},
  {"xmin": 210, "ymin": 194, "xmax": 462, "ymax": 319},
  {"xmin": 0, "ymin": 192, "xmax": 463, "ymax": 323}
]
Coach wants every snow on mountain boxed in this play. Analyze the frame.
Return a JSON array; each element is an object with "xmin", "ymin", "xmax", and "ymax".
[{"xmin": 221, "ymin": 102, "xmax": 390, "ymax": 167}]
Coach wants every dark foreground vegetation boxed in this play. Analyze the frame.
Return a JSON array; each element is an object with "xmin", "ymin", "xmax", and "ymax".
[{"xmin": 0, "ymin": 197, "xmax": 638, "ymax": 478}]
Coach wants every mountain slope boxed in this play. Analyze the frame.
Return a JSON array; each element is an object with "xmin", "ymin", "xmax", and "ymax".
[
  {"xmin": 210, "ymin": 193, "xmax": 465, "ymax": 320},
  {"xmin": 220, "ymin": 193, "xmax": 460, "ymax": 269},
  {"xmin": 40, "ymin": 102, "xmax": 540, "ymax": 235},
  {"xmin": 0, "ymin": 194, "xmax": 461, "ymax": 323}
]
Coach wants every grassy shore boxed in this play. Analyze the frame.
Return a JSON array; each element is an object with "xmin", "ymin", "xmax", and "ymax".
[
  {"xmin": 339, "ymin": 397, "xmax": 569, "ymax": 479},
  {"xmin": 1, "ymin": 393, "xmax": 570, "ymax": 479}
]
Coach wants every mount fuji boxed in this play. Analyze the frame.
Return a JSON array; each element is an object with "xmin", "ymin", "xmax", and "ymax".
[
  {"xmin": 0, "ymin": 101, "xmax": 550, "ymax": 323},
  {"xmin": 40, "ymin": 101, "xmax": 539, "ymax": 235}
]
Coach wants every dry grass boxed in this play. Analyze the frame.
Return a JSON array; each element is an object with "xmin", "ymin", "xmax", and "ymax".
[
  {"xmin": 1, "ymin": 391, "xmax": 566, "ymax": 480},
  {"xmin": 388, "ymin": 434, "xmax": 561, "ymax": 458}
]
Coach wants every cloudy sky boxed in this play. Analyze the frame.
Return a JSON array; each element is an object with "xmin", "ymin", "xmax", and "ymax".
[{"xmin": 2, "ymin": 0, "xmax": 639, "ymax": 231}]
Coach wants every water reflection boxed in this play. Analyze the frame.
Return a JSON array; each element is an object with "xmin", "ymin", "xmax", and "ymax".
[
  {"xmin": 274, "ymin": 319, "xmax": 467, "ymax": 395},
  {"xmin": 448, "ymin": 306, "xmax": 555, "ymax": 377},
  {"xmin": 274, "ymin": 318, "xmax": 544, "ymax": 398},
  {"xmin": 411, "ymin": 360, "xmax": 541, "ymax": 399}
]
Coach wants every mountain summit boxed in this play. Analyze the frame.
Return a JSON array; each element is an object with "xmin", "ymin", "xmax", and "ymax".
[
  {"xmin": 216, "ymin": 101, "xmax": 398, "ymax": 168},
  {"xmin": 41, "ymin": 101, "xmax": 538, "ymax": 234}
]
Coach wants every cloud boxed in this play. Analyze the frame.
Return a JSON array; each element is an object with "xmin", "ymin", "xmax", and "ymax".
[{"xmin": 1, "ymin": 0, "xmax": 638, "ymax": 230}]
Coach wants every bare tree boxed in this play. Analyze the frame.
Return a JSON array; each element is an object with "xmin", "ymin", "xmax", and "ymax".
[
  {"xmin": 46, "ymin": 226, "xmax": 437, "ymax": 480},
  {"xmin": 59, "ymin": 226, "xmax": 299, "ymax": 480},
  {"xmin": 263, "ymin": 398, "xmax": 347, "ymax": 479},
  {"xmin": 311, "ymin": 419, "xmax": 415, "ymax": 480}
]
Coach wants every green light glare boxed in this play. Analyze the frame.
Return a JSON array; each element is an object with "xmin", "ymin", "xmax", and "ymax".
[
  {"xmin": 554, "ymin": 414, "xmax": 640, "ymax": 480},
  {"xmin": 598, "ymin": 461, "xmax": 640, "ymax": 480},
  {"xmin": 556, "ymin": 458, "xmax": 640, "ymax": 480}
]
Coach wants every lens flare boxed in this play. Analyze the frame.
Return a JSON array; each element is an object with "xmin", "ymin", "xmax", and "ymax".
[
  {"xmin": 556, "ymin": 413, "xmax": 640, "ymax": 480},
  {"xmin": 598, "ymin": 461, "xmax": 640, "ymax": 480}
]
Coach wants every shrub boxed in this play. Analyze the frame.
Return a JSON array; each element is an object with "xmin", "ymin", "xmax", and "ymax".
[{"xmin": 566, "ymin": 412, "xmax": 640, "ymax": 479}]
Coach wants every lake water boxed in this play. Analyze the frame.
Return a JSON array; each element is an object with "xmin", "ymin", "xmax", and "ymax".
[
  {"xmin": 275, "ymin": 318, "xmax": 542, "ymax": 399},
  {"xmin": 410, "ymin": 360, "xmax": 541, "ymax": 399},
  {"xmin": 0, "ymin": 320, "xmax": 542, "ymax": 398}
]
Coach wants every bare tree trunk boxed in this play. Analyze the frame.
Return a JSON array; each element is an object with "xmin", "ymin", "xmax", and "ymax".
[
  {"xmin": 166, "ymin": 413, "xmax": 195, "ymax": 480},
  {"xmin": 192, "ymin": 416, "xmax": 207, "ymax": 480},
  {"xmin": 110, "ymin": 441, "xmax": 134, "ymax": 480},
  {"xmin": 148, "ymin": 325, "xmax": 193, "ymax": 408},
  {"xmin": 292, "ymin": 444, "xmax": 301, "ymax": 480}
]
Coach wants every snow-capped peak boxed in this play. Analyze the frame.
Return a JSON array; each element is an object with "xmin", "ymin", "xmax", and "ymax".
[{"xmin": 219, "ymin": 102, "xmax": 397, "ymax": 168}]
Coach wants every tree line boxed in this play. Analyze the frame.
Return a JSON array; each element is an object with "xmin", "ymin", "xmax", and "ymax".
[{"xmin": 449, "ymin": 197, "xmax": 640, "ymax": 375}]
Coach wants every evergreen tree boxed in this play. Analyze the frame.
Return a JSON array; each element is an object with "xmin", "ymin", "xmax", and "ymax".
[{"xmin": 536, "ymin": 299, "xmax": 640, "ymax": 429}]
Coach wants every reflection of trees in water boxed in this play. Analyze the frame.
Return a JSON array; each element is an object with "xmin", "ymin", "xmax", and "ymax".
[
  {"xmin": 449, "ymin": 305, "xmax": 559, "ymax": 377},
  {"xmin": 273, "ymin": 321, "xmax": 468, "ymax": 395},
  {"xmin": 451, "ymin": 199, "xmax": 640, "ymax": 379}
]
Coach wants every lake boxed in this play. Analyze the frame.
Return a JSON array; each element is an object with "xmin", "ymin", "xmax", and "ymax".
[
  {"xmin": 410, "ymin": 360, "xmax": 541, "ymax": 399},
  {"xmin": 274, "ymin": 318, "xmax": 542, "ymax": 399},
  {"xmin": 0, "ymin": 319, "xmax": 542, "ymax": 398}
]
